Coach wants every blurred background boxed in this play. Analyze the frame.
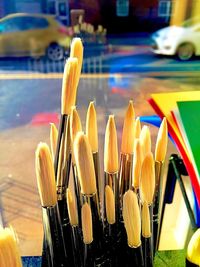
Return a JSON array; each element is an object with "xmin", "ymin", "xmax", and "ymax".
[{"xmin": 0, "ymin": 0, "xmax": 199, "ymax": 257}]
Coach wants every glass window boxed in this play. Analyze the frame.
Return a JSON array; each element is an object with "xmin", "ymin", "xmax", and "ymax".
[
  {"xmin": 58, "ymin": 3, "xmax": 67, "ymax": 16},
  {"xmin": 0, "ymin": 16, "xmax": 49, "ymax": 33},
  {"xmin": 158, "ymin": 1, "xmax": 171, "ymax": 17}
]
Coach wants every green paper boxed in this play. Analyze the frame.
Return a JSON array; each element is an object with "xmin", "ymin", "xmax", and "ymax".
[
  {"xmin": 154, "ymin": 250, "xmax": 186, "ymax": 267},
  {"xmin": 177, "ymin": 100, "xmax": 200, "ymax": 182}
]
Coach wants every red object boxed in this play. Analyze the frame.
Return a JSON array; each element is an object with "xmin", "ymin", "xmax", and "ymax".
[
  {"xmin": 148, "ymin": 98, "xmax": 200, "ymax": 207},
  {"xmin": 31, "ymin": 113, "xmax": 59, "ymax": 126},
  {"xmin": 58, "ymin": 26, "xmax": 72, "ymax": 35}
]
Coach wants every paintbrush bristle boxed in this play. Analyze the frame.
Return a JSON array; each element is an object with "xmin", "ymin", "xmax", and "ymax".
[
  {"xmin": 105, "ymin": 185, "xmax": 115, "ymax": 224},
  {"xmin": 142, "ymin": 201, "xmax": 151, "ymax": 238},
  {"xmin": 0, "ymin": 227, "xmax": 22, "ymax": 267},
  {"xmin": 50, "ymin": 123, "xmax": 58, "ymax": 161},
  {"xmin": 81, "ymin": 202, "xmax": 93, "ymax": 244},
  {"xmin": 74, "ymin": 132, "xmax": 97, "ymax": 195},
  {"xmin": 155, "ymin": 117, "xmax": 168, "ymax": 162},
  {"xmin": 140, "ymin": 125, "xmax": 151, "ymax": 159},
  {"xmin": 86, "ymin": 101, "xmax": 98, "ymax": 153},
  {"xmin": 70, "ymin": 38, "xmax": 83, "ymax": 89},
  {"xmin": 187, "ymin": 228, "xmax": 200, "ymax": 265},
  {"xmin": 104, "ymin": 115, "xmax": 119, "ymax": 173},
  {"xmin": 121, "ymin": 100, "xmax": 135, "ymax": 154},
  {"xmin": 35, "ymin": 142, "xmax": 57, "ymax": 207},
  {"xmin": 66, "ymin": 188, "xmax": 78, "ymax": 226},
  {"xmin": 140, "ymin": 152, "xmax": 155, "ymax": 205},
  {"xmin": 61, "ymin": 57, "xmax": 79, "ymax": 115},
  {"xmin": 132, "ymin": 139, "xmax": 142, "ymax": 189},
  {"xmin": 123, "ymin": 190, "xmax": 141, "ymax": 248},
  {"xmin": 70, "ymin": 106, "xmax": 82, "ymax": 163},
  {"xmin": 135, "ymin": 117, "xmax": 141, "ymax": 139}
]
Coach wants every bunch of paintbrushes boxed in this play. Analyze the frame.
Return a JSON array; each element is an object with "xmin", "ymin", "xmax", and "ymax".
[{"xmin": 35, "ymin": 38, "xmax": 169, "ymax": 267}]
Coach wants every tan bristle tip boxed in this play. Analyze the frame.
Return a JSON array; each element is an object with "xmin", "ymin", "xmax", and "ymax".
[
  {"xmin": 61, "ymin": 57, "xmax": 79, "ymax": 115},
  {"xmin": 121, "ymin": 100, "xmax": 135, "ymax": 154},
  {"xmin": 86, "ymin": 101, "xmax": 98, "ymax": 153},
  {"xmin": 70, "ymin": 106, "xmax": 82, "ymax": 144},
  {"xmin": 50, "ymin": 123, "xmax": 58, "ymax": 161},
  {"xmin": 142, "ymin": 201, "xmax": 151, "ymax": 238},
  {"xmin": 70, "ymin": 38, "xmax": 83, "ymax": 89},
  {"xmin": 132, "ymin": 139, "xmax": 142, "ymax": 189},
  {"xmin": 123, "ymin": 190, "xmax": 141, "ymax": 248},
  {"xmin": 105, "ymin": 185, "xmax": 115, "ymax": 224},
  {"xmin": 187, "ymin": 228, "xmax": 200, "ymax": 265},
  {"xmin": 35, "ymin": 142, "xmax": 57, "ymax": 207},
  {"xmin": 66, "ymin": 188, "xmax": 78, "ymax": 226},
  {"xmin": 74, "ymin": 132, "xmax": 97, "ymax": 195},
  {"xmin": 155, "ymin": 117, "xmax": 168, "ymax": 162},
  {"xmin": 0, "ymin": 227, "xmax": 22, "ymax": 267},
  {"xmin": 81, "ymin": 203, "xmax": 93, "ymax": 244},
  {"xmin": 140, "ymin": 152, "xmax": 155, "ymax": 205},
  {"xmin": 140, "ymin": 125, "xmax": 151, "ymax": 158},
  {"xmin": 135, "ymin": 117, "xmax": 141, "ymax": 139},
  {"xmin": 70, "ymin": 106, "xmax": 82, "ymax": 163},
  {"xmin": 104, "ymin": 115, "xmax": 119, "ymax": 173}
]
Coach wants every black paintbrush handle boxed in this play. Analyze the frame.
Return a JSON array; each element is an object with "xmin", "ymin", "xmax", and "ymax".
[
  {"xmin": 71, "ymin": 227, "xmax": 83, "ymax": 267},
  {"xmin": 41, "ymin": 235, "xmax": 53, "ymax": 267},
  {"xmin": 84, "ymin": 243, "xmax": 95, "ymax": 267},
  {"xmin": 186, "ymin": 258, "xmax": 199, "ymax": 267},
  {"xmin": 127, "ymin": 245, "xmax": 144, "ymax": 267},
  {"xmin": 54, "ymin": 114, "xmax": 67, "ymax": 178},
  {"xmin": 142, "ymin": 236, "xmax": 153, "ymax": 267},
  {"xmin": 43, "ymin": 205, "xmax": 68, "ymax": 267},
  {"xmin": 58, "ymin": 199, "xmax": 74, "ymax": 266}
]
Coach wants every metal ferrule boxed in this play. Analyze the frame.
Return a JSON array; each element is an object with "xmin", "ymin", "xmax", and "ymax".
[
  {"xmin": 56, "ymin": 116, "xmax": 71, "ymax": 200},
  {"xmin": 104, "ymin": 172, "xmax": 119, "ymax": 222},
  {"xmin": 93, "ymin": 152, "xmax": 101, "ymax": 209},
  {"xmin": 153, "ymin": 161, "xmax": 164, "ymax": 219},
  {"xmin": 42, "ymin": 204, "xmax": 68, "ymax": 267},
  {"xmin": 82, "ymin": 193, "xmax": 104, "ymax": 260},
  {"xmin": 119, "ymin": 153, "xmax": 133, "ymax": 203},
  {"xmin": 72, "ymin": 163, "xmax": 82, "ymax": 223},
  {"xmin": 83, "ymin": 193, "xmax": 100, "ymax": 220}
]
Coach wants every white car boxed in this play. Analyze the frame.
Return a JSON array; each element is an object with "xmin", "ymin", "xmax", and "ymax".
[{"xmin": 151, "ymin": 18, "xmax": 200, "ymax": 60}]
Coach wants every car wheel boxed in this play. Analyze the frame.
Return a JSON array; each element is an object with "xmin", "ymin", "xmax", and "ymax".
[
  {"xmin": 177, "ymin": 43, "xmax": 194, "ymax": 61},
  {"xmin": 46, "ymin": 43, "xmax": 64, "ymax": 61}
]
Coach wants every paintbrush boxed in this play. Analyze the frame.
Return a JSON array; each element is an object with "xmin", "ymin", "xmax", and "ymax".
[
  {"xmin": 132, "ymin": 138, "xmax": 143, "ymax": 193},
  {"xmin": 35, "ymin": 142, "xmax": 68, "ymax": 267},
  {"xmin": 50, "ymin": 123, "xmax": 58, "ymax": 162},
  {"xmin": 140, "ymin": 125, "xmax": 151, "ymax": 160},
  {"xmin": 135, "ymin": 117, "xmax": 141, "ymax": 139},
  {"xmin": 123, "ymin": 190, "xmax": 144, "ymax": 267},
  {"xmin": 74, "ymin": 132, "xmax": 105, "ymax": 265},
  {"xmin": 54, "ymin": 56, "xmax": 79, "ymax": 178},
  {"xmin": 140, "ymin": 152, "xmax": 155, "ymax": 257},
  {"xmin": 186, "ymin": 228, "xmax": 200, "ymax": 267},
  {"xmin": 105, "ymin": 185, "xmax": 117, "ymax": 266},
  {"xmin": 119, "ymin": 100, "xmax": 135, "ymax": 208},
  {"xmin": 142, "ymin": 201, "xmax": 153, "ymax": 267},
  {"xmin": 54, "ymin": 38, "xmax": 83, "ymax": 176},
  {"xmin": 66, "ymin": 188, "xmax": 83, "ymax": 267},
  {"xmin": 86, "ymin": 101, "xmax": 101, "ymax": 214},
  {"xmin": 0, "ymin": 227, "xmax": 22, "ymax": 267},
  {"xmin": 70, "ymin": 106, "xmax": 83, "ymax": 223},
  {"xmin": 104, "ymin": 115, "xmax": 119, "ymax": 222},
  {"xmin": 82, "ymin": 202, "xmax": 95, "ymax": 267},
  {"xmin": 153, "ymin": 117, "xmax": 168, "ymax": 251},
  {"xmin": 70, "ymin": 37, "xmax": 84, "ymax": 91}
]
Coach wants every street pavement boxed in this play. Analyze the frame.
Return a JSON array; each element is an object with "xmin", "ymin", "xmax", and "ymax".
[{"xmin": 1, "ymin": 43, "xmax": 200, "ymax": 76}]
